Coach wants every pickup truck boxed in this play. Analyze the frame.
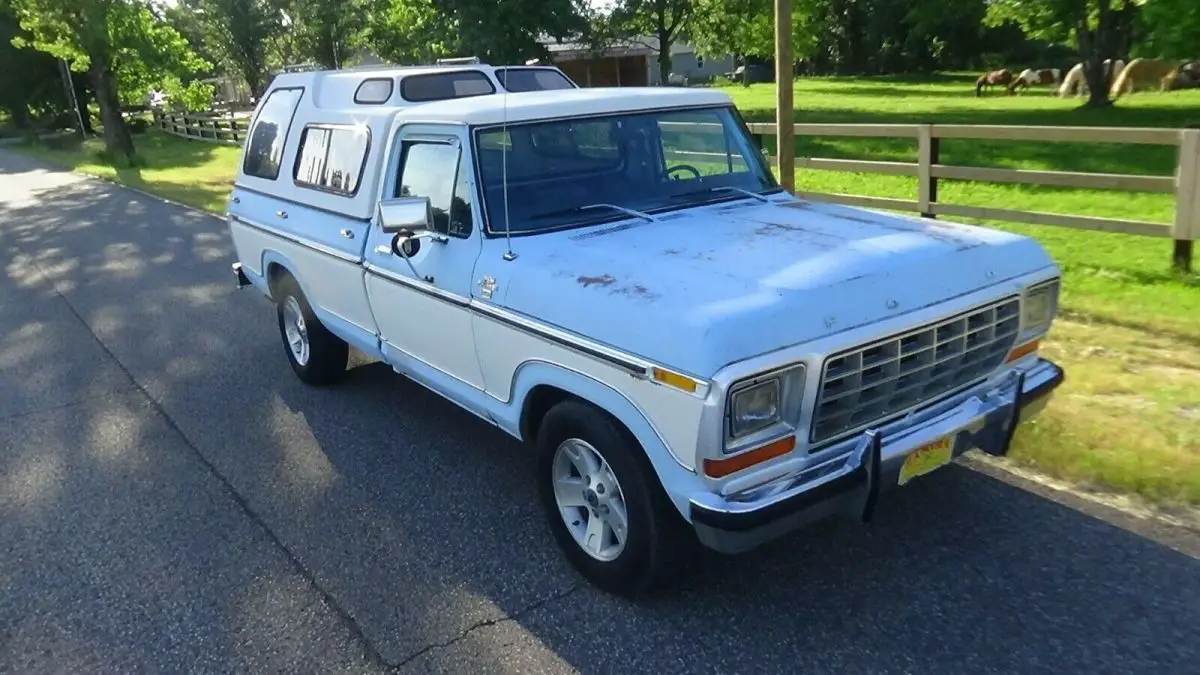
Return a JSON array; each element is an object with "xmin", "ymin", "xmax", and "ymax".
[{"xmin": 226, "ymin": 65, "xmax": 1065, "ymax": 597}]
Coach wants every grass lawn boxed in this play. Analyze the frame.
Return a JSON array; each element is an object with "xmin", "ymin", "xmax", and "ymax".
[
  {"xmin": 14, "ymin": 131, "xmax": 241, "ymax": 213},
  {"xmin": 10, "ymin": 74, "xmax": 1199, "ymax": 507}
]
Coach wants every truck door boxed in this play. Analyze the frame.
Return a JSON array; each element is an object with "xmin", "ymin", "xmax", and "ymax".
[{"xmin": 363, "ymin": 127, "xmax": 486, "ymax": 391}]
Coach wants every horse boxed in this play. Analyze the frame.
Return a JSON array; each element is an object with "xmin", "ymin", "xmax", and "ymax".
[
  {"xmin": 975, "ymin": 69, "xmax": 1013, "ymax": 97},
  {"xmin": 1111, "ymin": 58, "xmax": 1176, "ymax": 98},
  {"xmin": 1162, "ymin": 61, "xmax": 1200, "ymax": 91},
  {"xmin": 1009, "ymin": 68, "xmax": 1061, "ymax": 94},
  {"xmin": 1058, "ymin": 59, "xmax": 1126, "ymax": 98}
]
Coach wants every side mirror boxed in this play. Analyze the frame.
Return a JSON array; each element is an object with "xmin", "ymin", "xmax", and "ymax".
[{"xmin": 378, "ymin": 196, "xmax": 434, "ymax": 235}]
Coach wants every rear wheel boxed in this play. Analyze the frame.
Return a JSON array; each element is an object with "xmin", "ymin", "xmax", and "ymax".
[
  {"xmin": 536, "ymin": 400, "xmax": 684, "ymax": 597},
  {"xmin": 275, "ymin": 273, "xmax": 348, "ymax": 386}
]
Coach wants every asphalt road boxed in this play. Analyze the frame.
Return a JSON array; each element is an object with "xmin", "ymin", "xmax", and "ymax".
[{"xmin": 1, "ymin": 149, "xmax": 1198, "ymax": 674}]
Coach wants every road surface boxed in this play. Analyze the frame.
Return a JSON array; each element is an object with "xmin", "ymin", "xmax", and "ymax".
[{"xmin": 1, "ymin": 150, "xmax": 1197, "ymax": 673}]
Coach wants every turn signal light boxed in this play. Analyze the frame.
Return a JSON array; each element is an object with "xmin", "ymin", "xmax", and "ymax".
[
  {"xmin": 1006, "ymin": 339, "xmax": 1041, "ymax": 363},
  {"xmin": 704, "ymin": 435, "xmax": 796, "ymax": 478}
]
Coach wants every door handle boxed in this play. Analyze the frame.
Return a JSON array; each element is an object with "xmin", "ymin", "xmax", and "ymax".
[
  {"xmin": 275, "ymin": 210, "xmax": 288, "ymax": 219},
  {"xmin": 374, "ymin": 245, "xmax": 392, "ymax": 255},
  {"xmin": 339, "ymin": 228, "xmax": 355, "ymax": 239}
]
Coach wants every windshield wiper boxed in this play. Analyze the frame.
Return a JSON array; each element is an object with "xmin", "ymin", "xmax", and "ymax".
[
  {"xmin": 668, "ymin": 186, "xmax": 770, "ymax": 203},
  {"xmin": 528, "ymin": 203, "xmax": 658, "ymax": 223}
]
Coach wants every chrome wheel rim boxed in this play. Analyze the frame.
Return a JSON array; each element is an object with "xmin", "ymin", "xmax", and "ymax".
[
  {"xmin": 282, "ymin": 296, "xmax": 310, "ymax": 367},
  {"xmin": 551, "ymin": 438, "xmax": 628, "ymax": 562}
]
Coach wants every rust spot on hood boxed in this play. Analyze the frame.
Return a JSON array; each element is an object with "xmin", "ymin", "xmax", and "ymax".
[{"xmin": 577, "ymin": 274, "xmax": 616, "ymax": 288}]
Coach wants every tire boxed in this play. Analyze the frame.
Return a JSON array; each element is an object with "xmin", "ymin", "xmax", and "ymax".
[
  {"xmin": 274, "ymin": 273, "xmax": 348, "ymax": 386},
  {"xmin": 536, "ymin": 399, "xmax": 686, "ymax": 597}
]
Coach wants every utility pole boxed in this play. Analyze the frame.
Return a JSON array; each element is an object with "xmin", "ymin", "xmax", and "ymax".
[
  {"xmin": 774, "ymin": 0, "xmax": 795, "ymax": 193},
  {"xmin": 60, "ymin": 59, "xmax": 86, "ymax": 138}
]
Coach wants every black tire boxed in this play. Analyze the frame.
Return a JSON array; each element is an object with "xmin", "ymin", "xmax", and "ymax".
[
  {"xmin": 536, "ymin": 399, "xmax": 687, "ymax": 597},
  {"xmin": 274, "ymin": 273, "xmax": 348, "ymax": 386}
]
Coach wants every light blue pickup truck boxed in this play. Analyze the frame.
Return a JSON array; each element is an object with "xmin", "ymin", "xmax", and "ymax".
[{"xmin": 226, "ymin": 62, "xmax": 1065, "ymax": 596}]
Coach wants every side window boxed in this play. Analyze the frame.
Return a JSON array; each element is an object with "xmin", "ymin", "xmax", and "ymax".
[
  {"xmin": 396, "ymin": 142, "xmax": 474, "ymax": 238},
  {"xmin": 243, "ymin": 88, "xmax": 302, "ymax": 180},
  {"xmin": 293, "ymin": 124, "xmax": 370, "ymax": 195}
]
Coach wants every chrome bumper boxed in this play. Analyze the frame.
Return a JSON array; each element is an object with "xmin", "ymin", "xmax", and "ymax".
[{"xmin": 689, "ymin": 358, "xmax": 1065, "ymax": 554}]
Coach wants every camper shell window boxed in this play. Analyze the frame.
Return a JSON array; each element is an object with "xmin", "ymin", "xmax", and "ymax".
[
  {"xmin": 293, "ymin": 124, "xmax": 371, "ymax": 196},
  {"xmin": 495, "ymin": 68, "xmax": 575, "ymax": 92},
  {"xmin": 400, "ymin": 71, "xmax": 496, "ymax": 102}
]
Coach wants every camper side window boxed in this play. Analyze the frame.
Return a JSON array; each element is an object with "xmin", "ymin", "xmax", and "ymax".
[
  {"xmin": 243, "ymin": 88, "xmax": 303, "ymax": 180},
  {"xmin": 293, "ymin": 124, "xmax": 371, "ymax": 196}
]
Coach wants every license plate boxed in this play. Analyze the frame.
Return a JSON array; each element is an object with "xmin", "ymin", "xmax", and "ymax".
[{"xmin": 898, "ymin": 436, "xmax": 954, "ymax": 486}]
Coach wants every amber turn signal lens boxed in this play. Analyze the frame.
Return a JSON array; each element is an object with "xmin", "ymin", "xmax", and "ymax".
[
  {"xmin": 1006, "ymin": 339, "xmax": 1041, "ymax": 363},
  {"xmin": 704, "ymin": 435, "xmax": 796, "ymax": 478}
]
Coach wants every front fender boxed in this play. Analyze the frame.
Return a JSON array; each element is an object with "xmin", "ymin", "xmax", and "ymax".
[{"xmin": 503, "ymin": 360, "xmax": 705, "ymax": 520}]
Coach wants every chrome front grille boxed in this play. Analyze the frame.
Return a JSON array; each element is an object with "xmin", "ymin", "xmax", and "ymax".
[{"xmin": 811, "ymin": 297, "xmax": 1021, "ymax": 445}]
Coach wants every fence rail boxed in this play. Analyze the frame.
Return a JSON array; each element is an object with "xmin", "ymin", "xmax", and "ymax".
[
  {"xmin": 151, "ymin": 109, "xmax": 250, "ymax": 145},
  {"xmin": 745, "ymin": 122, "xmax": 1198, "ymax": 271}
]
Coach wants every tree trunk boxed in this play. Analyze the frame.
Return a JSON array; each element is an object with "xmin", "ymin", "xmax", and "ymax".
[
  {"xmin": 656, "ymin": 26, "xmax": 672, "ymax": 85},
  {"xmin": 88, "ymin": 60, "xmax": 136, "ymax": 163},
  {"xmin": 1076, "ymin": 1, "xmax": 1115, "ymax": 109}
]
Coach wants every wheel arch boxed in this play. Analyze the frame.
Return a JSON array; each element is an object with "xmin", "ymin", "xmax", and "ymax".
[
  {"xmin": 261, "ymin": 249, "xmax": 301, "ymax": 302},
  {"xmin": 509, "ymin": 360, "xmax": 699, "ymax": 519}
]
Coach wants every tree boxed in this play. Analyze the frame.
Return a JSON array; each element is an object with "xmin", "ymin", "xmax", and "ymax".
[
  {"xmin": 986, "ymin": 0, "xmax": 1144, "ymax": 108},
  {"xmin": 689, "ymin": 0, "xmax": 823, "ymax": 74},
  {"xmin": 1, "ymin": 0, "xmax": 70, "ymax": 129},
  {"xmin": 601, "ymin": 0, "xmax": 693, "ymax": 85},
  {"xmin": 182, "ymin": 0, "xmax": 281, "ymax": 97},
  {"xmin": 286, "ymin": 0, "xmax": 367, "ymax": 69},
  {"xmin": 1139, "ymin": 0, "xmax": 1200, "ymax": 59},
  {"xmin": 10, "ymin": 0, "xmax": 207, "ymax": 161},
  {"xmin": 364, "ymin": 0, "xmax": 585, "ymax": 67}
]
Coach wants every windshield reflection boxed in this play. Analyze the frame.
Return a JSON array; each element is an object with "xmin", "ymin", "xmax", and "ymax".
[{"xmin": 472, "ymin": 105, "xmax": 777, "ymax": 235}]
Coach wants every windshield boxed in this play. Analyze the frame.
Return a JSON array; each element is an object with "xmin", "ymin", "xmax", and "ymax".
[{"xmin": 472, "ymin": 105, "xmax": 776, "ymax": 235}]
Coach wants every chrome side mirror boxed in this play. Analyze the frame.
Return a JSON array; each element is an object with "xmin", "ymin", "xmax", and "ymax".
[{"xmin": 378, "ymin": 196, "xmax": 434, "ymax": 234}]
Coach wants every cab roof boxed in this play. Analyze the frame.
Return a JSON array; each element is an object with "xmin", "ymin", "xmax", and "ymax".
[{"xmin": 401, "ymin": 87, "xmax": 735, "ymax": 126}]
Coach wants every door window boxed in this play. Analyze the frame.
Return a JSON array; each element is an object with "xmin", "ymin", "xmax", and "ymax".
[{"xmin": 396, "ymin": 141, "xmax": 474, "ymax": 238}]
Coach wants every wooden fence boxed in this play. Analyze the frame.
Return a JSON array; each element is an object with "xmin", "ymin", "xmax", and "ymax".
[
  {"xmin": 744, "ymin": 122, "xmax": 1199, "ymax": 272},
  {"xmin": 151, "ymin": 109, "xmax": 250, "ymax": 146}
]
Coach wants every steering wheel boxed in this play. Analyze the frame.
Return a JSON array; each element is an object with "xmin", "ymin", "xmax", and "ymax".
[{"xmin": 666, "ymin": 164, "xmax": 702, "ymax": 180}]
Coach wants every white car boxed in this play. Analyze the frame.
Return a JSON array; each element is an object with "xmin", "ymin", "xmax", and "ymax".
[{"xmin": 226, "ymin": 65, "xmax": 1065, "ymax": 597}]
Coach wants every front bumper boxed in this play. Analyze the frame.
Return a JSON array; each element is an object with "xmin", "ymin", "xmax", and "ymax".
[{"xmin": 689, "ymin": 358, "xmax": 1064, "ymax": 554}]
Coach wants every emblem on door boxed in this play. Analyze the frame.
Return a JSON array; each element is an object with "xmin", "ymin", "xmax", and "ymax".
[{"xmin": 478, "ymin": 275, "xmax": 497, "ymax": 299}]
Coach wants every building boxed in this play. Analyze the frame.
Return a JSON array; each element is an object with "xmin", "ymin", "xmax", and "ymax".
[{"xmin": 541, "ymin": 36, "xmax": 734, "ymax": 87}]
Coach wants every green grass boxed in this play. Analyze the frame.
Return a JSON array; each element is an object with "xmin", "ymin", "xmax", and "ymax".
[
  {"xmin": 10, "ymin": 75, "xmax": 1200, "ymax": 507},
  {"xmin": 14, "ymin": 131, "xmax": 240, "ymax": 213}
]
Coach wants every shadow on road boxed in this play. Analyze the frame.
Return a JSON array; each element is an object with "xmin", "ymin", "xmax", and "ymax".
[{"xmin": 1, "ymin": 151, "xmax": 1197, "ymax": 673}]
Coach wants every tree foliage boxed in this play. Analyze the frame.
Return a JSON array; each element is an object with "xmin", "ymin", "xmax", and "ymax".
[
  {"xmin": 0, "ymin": 0, "xmax": 71, "ymax": 129},
  {"xmin": 1139, "ymin": 0, "xmax": 1200, "ymax": 59},
  {"xmin": 10, "ymin": 0, "xmax": 207, "ymax": 160},
  {"xmin": 181, "ymin": 0, "xmax": 280, "ymax": 96}
]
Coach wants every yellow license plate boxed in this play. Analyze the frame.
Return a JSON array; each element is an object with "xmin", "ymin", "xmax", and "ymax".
[{"xmin": 898, "ymin": 436, "xmax": 954, "ymax": 486}]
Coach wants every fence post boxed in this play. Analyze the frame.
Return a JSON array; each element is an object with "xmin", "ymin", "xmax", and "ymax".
[
  {"xmin": 918, "ymin": 124, "xmax": 938, "ymax": 219},
  {"xmin": 1174, "ymin": 128, "xmax": 1199, "ymax": 273}
]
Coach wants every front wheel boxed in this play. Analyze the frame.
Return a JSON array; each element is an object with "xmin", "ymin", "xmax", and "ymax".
[
  {"xmin": 275, "ymin": 274, "xmax": 348, "ymax": 386},
  {"xmin": 536, "ymin": 400, "xmax": 684, "ymax": 597}
]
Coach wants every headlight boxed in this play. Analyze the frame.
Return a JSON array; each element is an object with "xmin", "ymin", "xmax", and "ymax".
[
  {"xmin": 1021, "ymin": 280, "xmax": 1059, "ymax": 337},
  {"xmin": 729, "ymin": 378, "xmax": 781, "ymax": 437}
]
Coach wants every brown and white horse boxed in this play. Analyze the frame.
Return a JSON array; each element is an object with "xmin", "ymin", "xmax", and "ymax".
[
  {"xmin": 1009, "ymin": 68, "xmax": 1061, "ymax": 94},
  {"xmin": 975, "ymin": 69, "xmax": 1013, "ymax": 96}
]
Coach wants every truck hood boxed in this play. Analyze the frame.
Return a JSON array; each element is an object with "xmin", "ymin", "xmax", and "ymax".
[{"xmin": 499, "ymin": 197, "xmax": 1054, "ymax": 377}]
